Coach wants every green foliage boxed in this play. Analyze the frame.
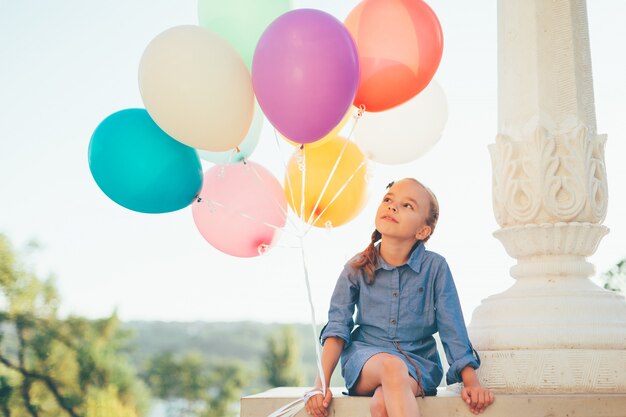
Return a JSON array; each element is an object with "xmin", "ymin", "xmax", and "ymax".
[
  {"xmin": 263, "ymin": 326, "xmax": 304, "ymax": 387},
  {"xmin": 144, "ymin": 352, "xmax": 180, "ymax": 399},
  {"xmin": 202, "ymin": 363, "xmax": 246, "ymax": 417},
  {"xmin": 144, "ymin": 351, "xmax": 247, "ymax": 417},
  {"xmin": 144, "ymin": 351, "xmax": 210, "ymax": 401},
  {"xmin": 601, "ymin": 259, "xmax": 626, "ymax": 293},
  {"xmin": 0, "ymin": 376, "xmax": 12, "ymax": 416},
  {"xmin": 0, "ymin": 234, "xmax": 150, "ymax": 417}
]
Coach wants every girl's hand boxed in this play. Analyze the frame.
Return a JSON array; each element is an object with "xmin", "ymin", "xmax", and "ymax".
[
  {"xmin": 305, "ymin": 387, "xmax": 333, "ymax": 417},
  {"xmin": 461, "ymin": 385, "xmax": 494, "ymax": 414}
]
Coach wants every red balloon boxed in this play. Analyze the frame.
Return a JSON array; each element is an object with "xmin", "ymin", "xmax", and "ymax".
[{"xmin": 345, "ymin": 0, "xmax": 443, "ymax": 112}]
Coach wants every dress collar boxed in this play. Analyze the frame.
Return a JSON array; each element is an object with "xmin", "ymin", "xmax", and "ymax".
[{"xmin": 375, "ymin": 241, "xmax": 425, "ymax": 274}]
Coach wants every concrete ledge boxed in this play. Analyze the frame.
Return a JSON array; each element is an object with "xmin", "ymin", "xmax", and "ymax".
[{"xmin": 240, "ymin": 387, "xmax": 626, "ymax": 417}]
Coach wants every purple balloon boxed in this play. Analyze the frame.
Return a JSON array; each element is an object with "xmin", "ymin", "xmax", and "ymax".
[{"xmin": 252, "ymin": 9, "xmax": 360, "ymax": 144}]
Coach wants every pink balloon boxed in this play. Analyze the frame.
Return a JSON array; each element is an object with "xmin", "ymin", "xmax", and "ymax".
[
  {"xmin": 192, "ymin": 162, "xmax": 287, "ymax": 257},
  {"xmin": 252, "ymin": 9, "xmax": 360, "ymax": 144}
]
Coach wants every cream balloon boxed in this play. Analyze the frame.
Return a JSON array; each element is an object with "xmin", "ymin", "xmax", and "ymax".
[
  {"xmin": 139, "ymin": 25, "xmax": 254, "ymax": 152},
  {"xmin": 354, "ymin": 80, "xmax": 448, "ymax": 165}
]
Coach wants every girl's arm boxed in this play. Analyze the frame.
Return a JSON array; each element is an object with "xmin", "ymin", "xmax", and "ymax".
[
  {"xmin": 433, "ymin": 260, "xmax": 494, "ymax": 414},
  {"xmin": 315, "ymin": 336, "xmax": 344, "ymax": 388},
  {"xmin": 432, "ymin": 260, "xmax": 480, "ymax": 383},
  {"xmin": 460, "ymin": 366, "xmax": 495, "ymax": 415},
  {"xmin": 306, "ymin": 336, "xmax": 344, "ymax": 417},
  {"xmin": 307, "ymin": 265, "xmax": 357, "ymax": 417}
]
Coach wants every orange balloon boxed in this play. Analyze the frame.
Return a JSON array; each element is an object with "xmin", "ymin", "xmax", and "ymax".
[
  {"xmin": 285, "ymin": 137, "xmax": 369, "ymax": 228},
  {"xmin": 345, "ymin": 0, "xmax": 443, "ymax": 112}
]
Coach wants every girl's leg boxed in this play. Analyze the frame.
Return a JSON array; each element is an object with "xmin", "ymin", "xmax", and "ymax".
[
  {"xmin": 352, "ymin": 353, "xmax": 420, "ymax": 417},
  {"xmin": 370, "ymin": 386, "xmax": 388, "ymax": 417}
]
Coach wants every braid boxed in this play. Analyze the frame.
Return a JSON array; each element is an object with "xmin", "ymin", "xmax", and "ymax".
[{"xmin": 350, "ymin": 229, "xmax": 381, "ymax": 284}]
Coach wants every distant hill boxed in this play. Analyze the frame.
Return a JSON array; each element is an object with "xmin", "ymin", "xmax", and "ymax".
[{"xmin": 121, "ymin": 321, "xmax": 345, "ymax": 392}]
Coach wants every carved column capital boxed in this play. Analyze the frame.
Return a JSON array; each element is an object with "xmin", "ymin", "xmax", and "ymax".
[{"xmin": 490, "ymin": 123, "xmax": 607, "ymax": 228}]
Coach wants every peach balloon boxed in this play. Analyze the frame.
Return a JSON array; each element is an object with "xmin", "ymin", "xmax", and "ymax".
[
  {"xmin": 139, "ymin": 25, "xmax": 254, "ymax": 152},
  {"xmin": 192, "ymin": 162, "xmax": 287, "ymax": 257},
  {"xmin": 345, "ymin": 0, "xmax": 443, "ymax": 112}
]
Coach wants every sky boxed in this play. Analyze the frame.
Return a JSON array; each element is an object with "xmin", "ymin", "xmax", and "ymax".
[{"xmin": 0, "ymin": 0, "xmax": 624, "ymax": 326}]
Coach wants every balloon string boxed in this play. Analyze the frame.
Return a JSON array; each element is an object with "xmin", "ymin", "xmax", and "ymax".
[
  {"xmin": 226, "ymin": 148, "xmax": 237, "ymax": 164},
  {"xmin": 305, "ymin": 107, "xmax": 364, "ymax": 226},
  {"xmin": 304, "ymin": 138, "xmax": 350, "ymax": 226},
  {"xmin": 273, "ymin": 129, "xmax": 299, "ymax": 225},
  {"xmin": 266, "ymin": 389, "xmax": 323, "ymax": 417},
  {"xmin": 263, "ymin": 239, "xmax": 327, "ymax": 417},
  {"xmin": 265, "ymin": 111, "xmax": 371, "ymax": 416},
  {"xmin": 193, "ymin": 198, "xmax": 297, "ymax": 238},
  {"xmin": 304, "ymin": 158, "xmax": 368, "ymax": 237},
  {"xmin": 243, "ymin": 161, "xmax": 300, "ymax": 234},
  {"xmin": 298, "ymin": 236, "xmax": 327, "ymax": 397},
  {"xmin": 267, "ymin": 109, "xmax": 369, "ymax": 417},
  {"xmin": 299, "ymin": 145, "xmax": 307, "ymax": 229},
  {"xmin": 270, "ymin": 244, "xmax": 302, "ymax": 249},
  {"xmin": 345, "ymin": 104, "xmax": 365, "ymax": 141}
]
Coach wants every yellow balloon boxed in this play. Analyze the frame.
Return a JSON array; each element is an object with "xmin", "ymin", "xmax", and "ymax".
[
  {"xmin": 282, "ymin": 108, "xmax": 354, "ymax": 149},
  {"xmin": 285, "ymin": 136, "xmax": 369, "ymax": 228}
]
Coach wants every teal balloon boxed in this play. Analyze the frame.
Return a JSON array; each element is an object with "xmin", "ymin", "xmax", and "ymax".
[
  {"xmin": 197, "ymin": 102, "xmax": 264, "ymax": 164},
  {"xmin": 198, "ymin": 0, "xmax": 292, "ymax": 69},
  {"xmin": 88, "ymin": 108, "xmax": 203, "ymax": 213}
]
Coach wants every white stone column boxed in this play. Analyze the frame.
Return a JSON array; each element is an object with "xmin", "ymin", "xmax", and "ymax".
[{"xmin": 467, "ymin": 0, "xmax": 626, "ymax": 393}]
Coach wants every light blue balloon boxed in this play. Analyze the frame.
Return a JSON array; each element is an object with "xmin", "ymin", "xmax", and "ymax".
[
  {"xmin": 88, "ymin": 108, "xmax": 203, "ymax": 213},
  {"xmin": 197, "ymin": 103, "xmax": 264, "ymax": 164}
]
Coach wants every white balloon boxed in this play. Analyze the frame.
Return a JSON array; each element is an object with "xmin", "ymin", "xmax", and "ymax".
[
  {"xmin": 139, "ymin": 25, "xmax": 254, "ymax": 152},
  {"xmin": 354, "ymin": 80, "xmax": 448, "ymax": 165}
]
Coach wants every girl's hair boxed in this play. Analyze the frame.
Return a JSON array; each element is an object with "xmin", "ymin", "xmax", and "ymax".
[{"xmin": 351, "ymin": 178, "xmax": 439, "ymax": 284}]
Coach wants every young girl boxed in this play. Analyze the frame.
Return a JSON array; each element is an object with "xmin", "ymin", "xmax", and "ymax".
[{"xmin": 305, "ymin": 178, "xmax": 494, "ymax": 417}]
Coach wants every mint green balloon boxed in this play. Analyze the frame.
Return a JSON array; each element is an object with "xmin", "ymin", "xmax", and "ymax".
[{"xmin": 198, "ymin": 0, "xmax": 292, "ymax": 69}]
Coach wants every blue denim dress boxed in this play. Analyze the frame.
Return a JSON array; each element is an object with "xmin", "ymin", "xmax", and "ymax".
[{"xmin": 319, "ymin": 242, "xmax": 480, "ymax": 396}]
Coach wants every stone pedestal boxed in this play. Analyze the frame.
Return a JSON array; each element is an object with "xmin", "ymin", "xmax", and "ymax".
[
  {"xmin": 240, "ymin": 387, "xmax": 626, "ymax": 417},
  {"xmin": 467, "ymin": 0, "xmax": 626, "ymax": 393}
]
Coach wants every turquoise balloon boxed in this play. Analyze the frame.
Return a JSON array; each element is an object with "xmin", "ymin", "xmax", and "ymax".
[
  {"xmin": 197, "ymin": 102, "xmax": 264, "ymax": 164},
  {"xmin": 198, "ymin": 0, "xmax": 292, "ymax": 69},
  {"xmin": 88, "ymin": 109, "xmax": 203, "ymax": 213}
]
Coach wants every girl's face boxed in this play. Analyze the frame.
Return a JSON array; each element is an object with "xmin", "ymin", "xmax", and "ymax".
[{"xmin": 374, "ymin": 179, "xmax": 432, "ymax": 243}]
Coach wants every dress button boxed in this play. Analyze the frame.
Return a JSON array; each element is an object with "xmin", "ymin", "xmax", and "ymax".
[
  {"xmin": 418, "ymin": 287, "xmax": 424, "ymax": 293},
  {"xmin": 391, "ymin": 319, "xmax": 397, "ymax": 325},
  {"xmin": 393, "ymin": 292, "xmax": 398, "ymax": 297}
]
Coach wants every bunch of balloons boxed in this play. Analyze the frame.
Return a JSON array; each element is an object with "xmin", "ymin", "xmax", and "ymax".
[{"xmin": 88, "ymin": 0, "xmax": 447, "ymax": 258}]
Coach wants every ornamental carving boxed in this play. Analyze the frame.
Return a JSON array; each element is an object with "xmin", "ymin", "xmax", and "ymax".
[{"xmin": 490, "ymin": 124, "xmax": 607, "ymax": 227}]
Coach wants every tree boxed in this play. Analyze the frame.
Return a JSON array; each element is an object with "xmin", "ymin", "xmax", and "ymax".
[
  {"xmin": 144, "ymin": 352, "xmax": 181, "ymax": 400},
  {"xmin": 262, "ymin": 326, "xmax": 304, "ymax": 387},
  {"xmin": 601, "ymin": 259, "xmax": 626, "ymax": 293},
  {"xmin": 0, "ymin": 234, "xmax": 149, "ymax": 417},
  {"xmin": 202, "ymin": 363, "xmax": 246, "ymax": 417},
  {"xmin": 144, "ymin": 352, "xmax": 247, "ymax": 417}
]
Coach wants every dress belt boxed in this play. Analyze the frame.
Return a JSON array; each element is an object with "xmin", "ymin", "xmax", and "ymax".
[{"xmin": 393, "ymin": 341, "xmax": 425, "ymax": 398}]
